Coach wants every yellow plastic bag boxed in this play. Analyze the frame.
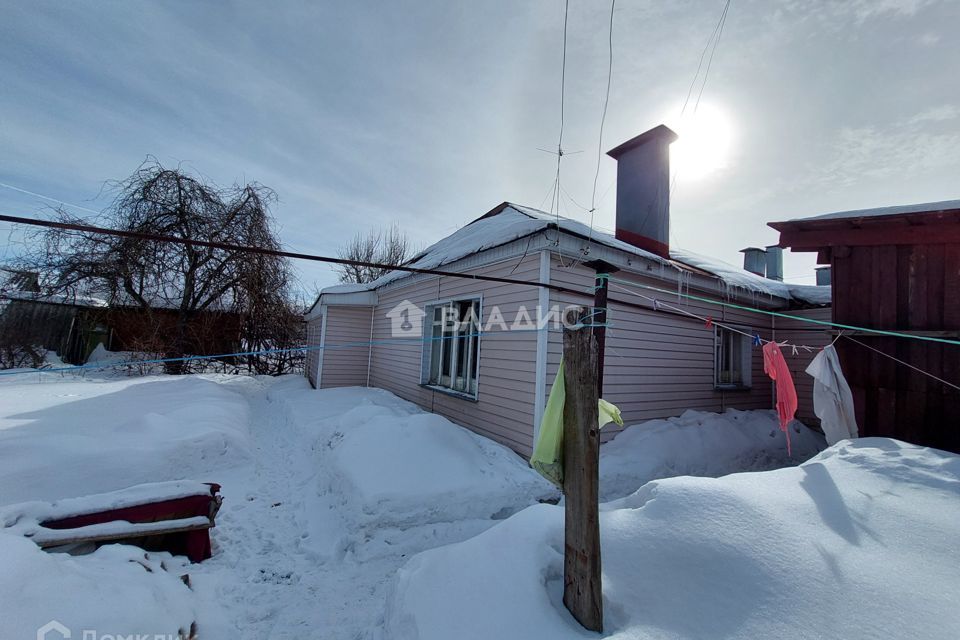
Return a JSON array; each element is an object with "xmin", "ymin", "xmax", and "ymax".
[{"xmin": 530, "ymin": 360, "xmax": 623, "ymax": 488}]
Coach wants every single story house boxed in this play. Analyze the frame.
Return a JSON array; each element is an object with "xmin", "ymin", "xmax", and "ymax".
[
  {"xmin": 771, "ymin": 200, "xmax": 960, "ymax": 453},
  {"xmin": 306, "ymin": 125, "xmax": 832, "ymax": 456}
]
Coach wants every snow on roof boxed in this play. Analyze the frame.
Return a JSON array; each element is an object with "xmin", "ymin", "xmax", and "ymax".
[
  {"xmin": 668, "ymin": 248, "xmax": 792, "ymax": 299},
  {"xmin": 787, "ymin": 283, "xmax": 832, "ymax": 306},
  {"xmin": 789, "ymin": 198, "xmax": 960, "ymax": 223},
  {"xmin": 320, "ymin": 204, "xmax": 825, "ymax": 303},
  {"xmin": 0, "ymin": 289, "xmax": 108, "ymax": 308}
]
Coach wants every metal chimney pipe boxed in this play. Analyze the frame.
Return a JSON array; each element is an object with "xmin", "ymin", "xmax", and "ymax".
[
  {"xmin": 816, "ymin": 266, "xmax": 831, "ymax": 286},
  {"xmin": 764, "ymin": 245, "xmax": 784, "ymax": 281},
  {"xmin": 739, "ymin": 247, "xmax": 767, "ymax": 277}
]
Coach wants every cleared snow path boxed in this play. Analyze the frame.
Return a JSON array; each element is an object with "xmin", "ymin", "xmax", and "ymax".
[
  {"xmin": 191, "ymin": 378, "xmax": 392, "ymax": 639},
  {"xmin": 191, "ymin": 377, "xmax": 547, "ymax": 640}
]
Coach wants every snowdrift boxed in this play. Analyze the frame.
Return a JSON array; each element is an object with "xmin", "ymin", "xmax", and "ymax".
[
  {"xmin": 600, "ymin": 409, "xmax": 826, "ymax": 500},
  {"xmin": 0, "ymin": 376, "xmax": 251, "ymax": 503},
  {"xmin": 0, "ymin": 531, "xmax": 197, "ymax": 639},
  {"xmin": 267, "ymin": 380, "xmax": 554, "ymax": 558},
  {"xmin": 385, "ymin": 438, "xmax": 960, "ymax": 640}
]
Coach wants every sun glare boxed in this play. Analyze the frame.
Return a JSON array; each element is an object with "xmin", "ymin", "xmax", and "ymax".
[{"xmin": 667, "ymin": 103, "xmax": 734, "ymax": 182}]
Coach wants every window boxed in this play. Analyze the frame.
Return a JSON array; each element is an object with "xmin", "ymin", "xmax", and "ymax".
[
  {"xmin": 715, "ymin": 327, "xmax": 751, "ymax": 389},
  {"xmin": 422, "ymin": 298, "xmax": 481, "ymax": 398}
]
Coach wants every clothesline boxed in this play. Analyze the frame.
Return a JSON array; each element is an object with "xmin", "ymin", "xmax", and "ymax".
[
  {"xmin": 599, "ymin": 274, "xmax": 960, "ymax": 347},
  {"xmin": 842, "ymin": 335, "xmax": 960, "ymax": 392},
  {"xmin": 608, "ymin": 282, "xmax": 824, "ymax": 354}
]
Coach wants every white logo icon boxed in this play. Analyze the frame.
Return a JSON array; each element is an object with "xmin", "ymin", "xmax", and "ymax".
[
  {"xmin": 385, "ymin": 300, "xmax": 425, "ymax": 337},
  {"xmin": 37, "ymin": 620, "xmax": 71, "ymax": 640}
]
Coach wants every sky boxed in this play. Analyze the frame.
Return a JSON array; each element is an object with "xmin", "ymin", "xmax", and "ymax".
[{"xmin": 2, "ymin": 0, "xmax": 958, "ymax": 293}]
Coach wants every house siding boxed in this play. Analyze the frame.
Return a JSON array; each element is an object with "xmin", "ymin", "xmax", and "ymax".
[
  {"xmin": 320, "ymin": 306, "xmax": 373, "ymax": 389},
  {"xmin": 305, "ymin": 313, "xmax": 323, "ymax": 388},
  {"xmin": 368, "ymin": 255, "xmax": 543, "ymax": 456},
  {"xmin": 308, "ymin": 247, "xmax": 831, "ymax": 455},
  {"xmin": 547, "ymin": 260, "xmax": 787, "ymax": 442}
]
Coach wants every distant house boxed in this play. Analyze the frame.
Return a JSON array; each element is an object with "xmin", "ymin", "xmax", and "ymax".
[
  {"xmin": 305, "ymin": 126, "xmax": 831, "ymax": 456},
  {"xmin": 771, "ymin": 200, "xmax": 960, "ymax": 453}
]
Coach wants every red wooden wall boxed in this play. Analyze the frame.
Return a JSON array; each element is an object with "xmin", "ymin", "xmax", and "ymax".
[{"xmin": 832, "ymin": 243, "xmax": 960, "ymax": 452}]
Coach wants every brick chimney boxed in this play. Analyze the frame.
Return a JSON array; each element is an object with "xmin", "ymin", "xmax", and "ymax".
[{"xmin": 606, "ymin": 124, "xmax": 678, "ymax": 258}]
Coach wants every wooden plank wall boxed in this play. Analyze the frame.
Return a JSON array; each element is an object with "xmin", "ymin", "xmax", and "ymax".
[{"xmin": 832, "ymin": 243, "xmax": 960, "ymax": 452}]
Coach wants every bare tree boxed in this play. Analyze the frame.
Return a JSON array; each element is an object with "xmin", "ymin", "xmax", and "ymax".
[
  {"xmin": 335, "ymin": 224, "xmax": 413, "ymax": 284},
  {"xmin": 13, "ymin": 160, "xmax": 302, "ymax": 374}
]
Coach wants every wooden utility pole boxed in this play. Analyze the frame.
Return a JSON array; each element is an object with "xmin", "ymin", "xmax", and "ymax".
[{"xmin": 562, "ymin": 315, "xmax": 603, "ymax": 632}]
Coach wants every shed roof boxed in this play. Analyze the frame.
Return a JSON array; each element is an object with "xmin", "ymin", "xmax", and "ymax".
[
  {"xmin": 781, "ymin": 199, "xmax": 960, "ymax": 223},
  {"xmin": 770, "ymin": 199, "xmax": 960, "ymax": 252}
]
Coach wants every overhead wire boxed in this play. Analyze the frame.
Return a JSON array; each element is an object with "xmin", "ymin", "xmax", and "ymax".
[
  {"xmin": 0, "ymin": 213, "xmax": 588, "ymax": 297},
  {"xmin": 0, "ymin": 181, "xmax": 102, "ymax": 215},
  {"xmin": 842, "ymin": 335, "xmax": 960, "ymax": 392},
  {"xmin": 670, "ymin": 0, "xmax": 732, "ymax": 196},
  {"xmin": 606, "ymin": 276, "xmax": 960, "ymax": 347},
  {"xmin": 588, "ymin": 0, "xmax": 617, "ymax": 246}
]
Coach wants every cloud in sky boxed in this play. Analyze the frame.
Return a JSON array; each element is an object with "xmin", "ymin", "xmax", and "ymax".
[{"xmin": 1, "ymin": 0, "xmax": 958, "ymax": 288}]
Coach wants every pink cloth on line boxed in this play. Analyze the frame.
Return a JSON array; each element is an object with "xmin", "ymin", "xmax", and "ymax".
[{"xmin": 762, "ymin": 341, "xmax": 798, "ymax": 456}]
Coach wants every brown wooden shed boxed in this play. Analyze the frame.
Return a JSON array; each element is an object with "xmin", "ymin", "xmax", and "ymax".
[{"xmin": 770, "ymin": 200, "xmax": 960, "ymax": 453}]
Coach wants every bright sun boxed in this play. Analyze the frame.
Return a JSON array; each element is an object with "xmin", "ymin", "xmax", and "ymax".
[{"xmin": 667, "ymin": 103, "xmax": 734, "ymax": 182}]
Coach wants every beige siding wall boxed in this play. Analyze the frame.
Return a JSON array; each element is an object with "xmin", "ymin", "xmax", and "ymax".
[
  {"xmin": 547, "ymin": 261, "xmax": 778, "ymax": 441},
  {"xmin": 774, "ymin": 306, "xmax": 833, "ymax": 425},
  {"xmin": 309, "ymin": 247, "xmax": 832, "ymax": 455},
  {"xmin": 320, "ymin": 306, "xmax": 373, "ymax": 389},
  {"xmin": 305, "ymin": 315, "xmax": 323, "ymax": 388},
  {"xmin": 368, "ymin": 255, "xmax": 542, "ymax": 456}
]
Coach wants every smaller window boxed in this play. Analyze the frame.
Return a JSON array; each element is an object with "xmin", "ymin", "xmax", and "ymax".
[
  {"xmin": 715, "ymin": 327, "xmax": 752, "ymax": 389},
  {"xmin": 422, "ymin": 298, "xmax": 481, "ymax": 399}
]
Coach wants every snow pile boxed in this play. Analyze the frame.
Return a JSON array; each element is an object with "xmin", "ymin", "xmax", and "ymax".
[
  {"xmin": 1, "ymin": 480, "xmax": 215, "ymax": 542},
  {"xmin": 385, "ymin": 438, "xmax": 960, "ymax": 640},
  {"xmin": 266, "ymin": 380, "xmax": 554, "ymax": 558},
  {"xmin": 0, "ymin": 531, "xmax": 197, "ymax": 639},
  {"xmin": 599, "ymin": 408, "xmax": 826, "ymax": 500},
  {"xmin": 0, "ymin": 376, "xmax": 251, "ymax": 503}
]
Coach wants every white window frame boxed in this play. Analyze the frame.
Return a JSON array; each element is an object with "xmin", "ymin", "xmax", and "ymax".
[
  {"xmin": 420, "ymin": 296, "xmax": 482, "ymax": 400},
  {"xmin": 714, "ymin": 326, "xmax": 752, "ymax": 390}
]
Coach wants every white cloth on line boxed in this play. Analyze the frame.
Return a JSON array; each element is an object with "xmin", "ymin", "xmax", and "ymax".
[{"xmin": 805, "ymin": 344, "xmax": 858, "ymax": 445}]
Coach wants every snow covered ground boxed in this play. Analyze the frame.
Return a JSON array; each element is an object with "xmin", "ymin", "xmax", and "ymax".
[
  {"xmin": 385, "ymin": 438, "xmax": 960, "ymax": 640},
  {"xmin": 600, "ymin": 408, "xmax": 825, "ymax": 500},
  {"xmin": 1, "ymin": 372, "xmax": 955, "ymax": 639},
  {"xmin": 0, "ymin": 375, "xmax": 552, "ymax": 639}
]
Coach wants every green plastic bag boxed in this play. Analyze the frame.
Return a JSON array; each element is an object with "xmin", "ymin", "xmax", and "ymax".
[{"xmin": 530, "ymin": 360, "xmax": 623, "ymax": 489}]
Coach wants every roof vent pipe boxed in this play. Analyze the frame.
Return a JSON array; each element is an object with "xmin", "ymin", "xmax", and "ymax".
[
  {"xmin": 739, "ymin": 247, "xmax": 767, "ymax": 277},
  {"xmin": 764, "ymin": 245, "xmax": 784, "ymax": 281},
  {"xmin": 816, "ymin": 266, "xmax": 831, "ymax": 286},
  {"xmin": 606, "ymin": 125, "xmax": 678, "ymax": 258}
]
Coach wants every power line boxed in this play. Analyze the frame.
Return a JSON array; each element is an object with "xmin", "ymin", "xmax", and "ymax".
[
  {"xmin": 0, "ymin": 213, "xmax": 588, "ymax": 297},
  {"xmin": 0, "ymin": 181, "xmax": 102, "ymax": 215},
  {"xmin": 692, "ymin": 0, "xmax": 730, "ymax": 115},
  {"xmin": 679, "ymin": 0, "xmax": 730, "ymax": 120},
  {"xmin": 589, "ymin": 0, "xmax": 617, "ymax": 245},
  {"xmin": 553, "ymin": 0, "xmax": 571, "ymax": 219},
  {"xmin": 670, "ymin": 0, "xmax": 732, "ymax": 195}
]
